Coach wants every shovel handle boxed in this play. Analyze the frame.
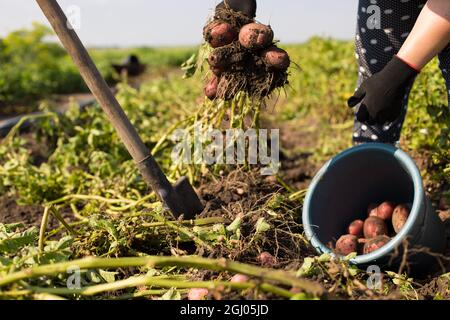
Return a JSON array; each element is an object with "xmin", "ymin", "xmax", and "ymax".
[{"xmin": 35, "ymin": 0, "xmax": 184, "ymax": 215}]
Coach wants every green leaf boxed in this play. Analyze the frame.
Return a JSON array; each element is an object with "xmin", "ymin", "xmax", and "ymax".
[
  {"xmin": 99, "ymin": 269, "xmax": 118, "ymax": 283},
  {"xmin": 297, "ymin": 257, "xmax": 315, "ymax": 277},
  {"xmin": 226, "ymin": 217, "xmax": 242, "ymax": 233},
  {"xmin": 0, "ymin": 227, "xmax": 38, "ymax": 254},
  {"xmin": 181, "ymin": 54, "xmax": 197, "ymax": 79},
  {"xmin": 160, "ymin": 288, "xmax": 181, "ymax": 300},
  {"xmin": 344, "ymin": 252, "xmax": 357, "ymax": 261},
  {"xmin": 318, "ymin": 253, "xmax": 332, "ymax": 263},
  {"xmin": 255, "ymin": 218, "xmax": 270, "ymax": 234}
]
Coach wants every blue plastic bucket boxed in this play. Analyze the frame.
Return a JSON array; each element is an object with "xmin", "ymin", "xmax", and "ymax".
[{"xmin": 302, "ymin": 143, "xmax": 446, "ymax": 272}]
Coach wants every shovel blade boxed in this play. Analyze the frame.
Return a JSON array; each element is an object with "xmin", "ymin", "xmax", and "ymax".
[{"xmin": 174, "ymin": 176, "xmax": 204, "ymax": 220}]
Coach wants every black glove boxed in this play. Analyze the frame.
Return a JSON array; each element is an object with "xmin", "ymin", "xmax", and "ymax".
[
  {"xmin": 216, "ymin": 0, "xmax": 257, "ymax": 18},
  {"xmin": 348, "ymin": 55, "xmax": 419, "ymax": 124}
]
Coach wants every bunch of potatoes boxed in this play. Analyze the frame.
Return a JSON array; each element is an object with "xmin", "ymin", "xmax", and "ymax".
[
  {"xmin": 335, "ymin": 202, "xmax": 411, "ymax": 256},
  {"xmin": 203, "ymin": 1, "xmax": 290, "ymax": 100}
]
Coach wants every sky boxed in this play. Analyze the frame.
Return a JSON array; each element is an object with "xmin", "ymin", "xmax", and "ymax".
[{"xmin": 0, "ymin": 0, "xmax": 359, "ymax": 47}]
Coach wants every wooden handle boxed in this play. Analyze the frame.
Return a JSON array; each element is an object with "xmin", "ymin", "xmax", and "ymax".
[{"xmin": 35, "ymin": 0, "xmax": 182, "ymax": 212}]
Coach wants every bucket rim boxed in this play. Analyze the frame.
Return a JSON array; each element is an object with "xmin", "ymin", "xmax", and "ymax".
[{"xmin": 302, "ymin": 143, "xmax": 424, "ymax": 265}]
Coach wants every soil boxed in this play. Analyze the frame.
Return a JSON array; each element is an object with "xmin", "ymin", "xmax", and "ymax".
[{"xmin": 0, "ymin": 194, "xmax": 44, "ymax": 227}]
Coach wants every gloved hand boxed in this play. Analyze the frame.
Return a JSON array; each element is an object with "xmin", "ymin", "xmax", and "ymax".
[
  {"xmin": 348, "ymin": 55, "xmax": 419, "ymax": 124},
  {"xmin": 216, "ymin": 0, "xmax": 257, "ymax": 18}
]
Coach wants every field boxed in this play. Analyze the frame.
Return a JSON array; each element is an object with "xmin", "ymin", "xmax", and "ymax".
[{"xmin": 0, "ymin": 25, "xmax": 449, "ymax": 300}]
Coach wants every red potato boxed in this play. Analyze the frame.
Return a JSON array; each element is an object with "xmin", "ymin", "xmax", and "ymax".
[
  {"xmin": 392, "ymin": 204, "xmax": 410, "ymax": 233},
  {"xmin": 376, "ymin": 201, "xmax": 396, "ymax": 220},
  {"xmin": 364, "ymin": 216, "xmax": 389, "ymax": 239},
  {"xmin": 257, "ymin": 252, "xmax": 277, "ymax": 267},
  {"xmin": 363, "ymin": 236, "xmax": 391, "ymax": 254},
  {"xmin": 348, "ymin": 220, "xmax": 364, "ymax": 238},
  {"xmin": 204, "ymin": 21, "xmax": 237, "ymax": 48},
  {"xmin": 204, "ymin": 76, "xmax": 219, "ymax": 100},
  {"xmin": 368, "ymin": 203, "xmax": 379, "ymax": 217},
  {"xmin": 239, "ymin": 23, "xmax": 274, "ymax": 50},
  {"xmin": 188, "ymin": 288, "xmax": 209, "ymax": 300},
  {"xmin": 261, "ymin": 46, "xmax": 290, "ymax": 71},
  {"xmin": 335, "ymin": 235, "xmax": 358, "ymax": 256},
  {"xmin": 230, "ymin": 274, "xmax": 250, "ymax": 283},
  {"xmin": 208, "ymin": 45, "xmax": 246, "ymax": 70}
]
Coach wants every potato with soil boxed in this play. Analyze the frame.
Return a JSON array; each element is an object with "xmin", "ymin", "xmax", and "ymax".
[
  {"xmin": 364, "ymin": 216, "xmax": 388, "ymax": 239},
  {"xmin": 261, "ymin": 46, "xmax": 291, "ymax": 71},
  {"xmin": 348, "ymin": 220, "xmax": 364, "ymax": 238},
  {"xmin": 202, "ymin": 3, "xmax": 290, "ymax": 100},
  {"xmin": 376, "ymin": 201, "xmax": 395, "ymax": 220},
  {"xmin": 363, "ymin": 236, "xmax": 391, "ymax": 254},
  {"xmin": 239, "ymin": 23, "xmax": 274, "ymax": 50},
  {"xmin": 208, "ymin": 45, "xmax": 246, "ymax": 69},
  {"xmin": 204, "ymin": 76, "xmax": 219, "ymax": 100},
  {"xmin": 335, "ymin": 234, "xmax": 358, "ymax": 256},
  {"xmin": 257, "ymin": 252, "xmax": 277, "ymax": 267},
  {"xmin": 204, "ymin": 21, "xmax": 238, "ymax": 48},
  {"xmin": 392, "ymin": 204, "xmax": 410, "ymax": 233}
]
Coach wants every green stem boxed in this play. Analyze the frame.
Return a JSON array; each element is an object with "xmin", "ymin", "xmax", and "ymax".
[
  {"xmin": 0, "ymin": 256, "xmax": 323, "ymax": 296},
  {"xmin": 259, "ymin": 283, "xmax": 295, "ymax": 299},
  {"xmin": 38, "ymin": 206, "xmax": 51, "ymax": 253},
  {"xmin": 141, "ymin": 217, "xmax": 226, "ymax": 228},
  {"xmin": 2, "ymin": 112, "xmax": 58, "ymax": 144},
  {"xmin": 32, "ymin": 293, "xmax": 67, "ymax": 300},
  {"xmin": 47, "ymin": 194, "xmax": 134, "ymax": 206},
  {"xmin": 229, "ymin": 99, "xmax": 235, "ymax": 129},
  {"xmin": 114, "ymin": 289, "xmax": 185, "ymax": 300},
  {"xmin": 50, "ymin": 207, "xmax": 77, "ymax": 235},
  {"xmin": 276, "ymin": 176, "xmax": 297, "ymax": 194},
  {"xmin": 27, "ymin": 278, "xmax": 294, "ymax": 299},
  {"xmin": 154, "ymin": 215, "xmax": 213, "ymax": 251},
  {"xmin": 289, "ymin": 189, "xmax": 308, "ymax": 202}
]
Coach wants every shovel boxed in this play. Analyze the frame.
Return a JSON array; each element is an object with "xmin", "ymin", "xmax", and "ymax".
[{"xmin": 35, "ymin": 0, "xmax": 204, "ymax": 219}]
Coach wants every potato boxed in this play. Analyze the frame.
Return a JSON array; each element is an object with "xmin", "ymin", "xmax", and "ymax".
[
  {"xmin": 392, "ymin": 204, "xmax": 410, "ymax": 233},
  {"xmin": 188, "ymin": 288, "xmax": 209, "ymax": 300},
  {"xmin": 204, "ymin": 76, "xmax": 218, "ymax": 100},
  {"xmin": 230, "ymin": 274, "xmax": 250, "ymax": 283},
  {"xmin": 257, "ymin": 252, "xmax": 277, "ymax": 266},
  {"xmin": 204, "ymin": 21, "xmax": 237, "ymax": 48},
  {"xmin": 261, "ymin": 46, "xmax": 290, "ymax": 71},
  {"xmin": 363, "ymin": 236, "xmax": 391, "ymax": 254},
  {"xmin": 376, "ymin": 201, "xmax": 395, "ymax": 220},
  {"xmin": 348, "ymin": 220, "xmax": 364, "ymax": 238},
  {"xmin": 364, "ymin": 216, "xmax": 388, "ymax": 239},
  {"xmin": 367, "ymin": 203, "xmax": 378, "ymax": 217},
  {"xmin": 335, "ymin": 234, "xmax": 358, "ymax": 256},
  {"xmin": 208, "ymin": 46, "xmax": 245, "ymax": 69},
  {"xmin": 239, "ymin": 23, "xmax": 274, "ymax": 50}
]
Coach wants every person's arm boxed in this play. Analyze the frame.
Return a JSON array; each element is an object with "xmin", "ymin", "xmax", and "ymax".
[
  {"xmin": 398, "ymin": 0, "xmax": 450, "ymax": 70},
  {"xmin": 348, "ymin": 0, "xmax": 450, "ymax": 125}
]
